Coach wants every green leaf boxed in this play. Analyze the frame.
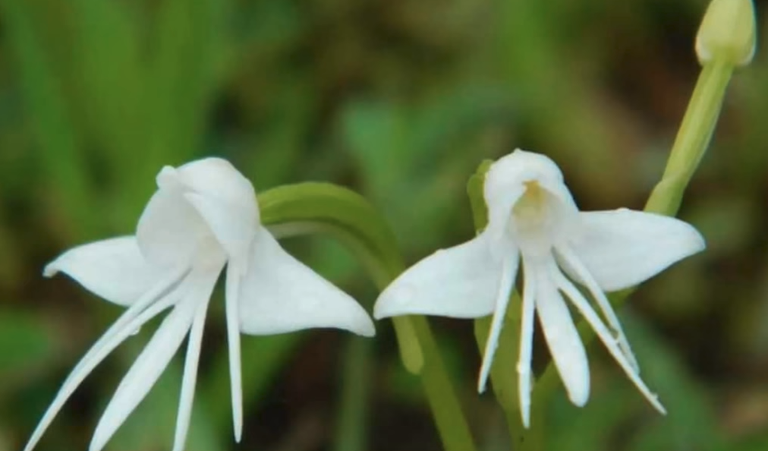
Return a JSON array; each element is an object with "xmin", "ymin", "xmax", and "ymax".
[
  {"xmin": 146, "ymin": 0, "xmax": 230, "ymax": 161},
  {"xmin": 0, "ymin": 0, "xmax": 96, "ymax": 239}
]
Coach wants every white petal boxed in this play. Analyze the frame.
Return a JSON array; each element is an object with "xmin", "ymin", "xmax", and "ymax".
[
  {"xmin": 44, "ymin": 237, "xmax": 164, "ymax": 306},
  {"xmin": 533, "ymin": 259, "xmax": 589, "ymax": 406},
  {"xmin": 173, "ymin": 158, "xmax": 257, "ymax": 225},
  {"xmin": 23, "ymin": 270, "xmax": 185, "ymax": 451},
  {"xmin": 567, "ymin": 209, "xmax": 705, "ymax": 292},
  {"xmin": 89, "ymin": 269, "xmax": 218, "ymax": 451},
  {"xmin": 517, "ymin": 261, "xmax": 537, "ymax": 428},
  {"xmin": 484, "ymin": 150, "xmax": 566, "ymax": 203},
  {"xmin": 477, "ymin": 253, "xmax": 519, "ymax": 393},
  {"xmin": 553, "ymin": 266, "xmax": 666, "ymax": 415},
  {"xmin": 374, "ymin": 232, "xmax": 502, "ymax": 320},
  {"xmin": 557, "ymin": 245, "xmax": 639, "ymax": 372},
  {"xmin": 169, "ymin": 158, "xmax": 258, "ymax": 259},
  {"xmin": 136, "ymin": 188, "xmax": 209, "ymax": 267},
  {"xmin": 239, "ymin": 228, "xmax": 374, "ymax": 336},
  {"xmin": 483, "ymin": 150, "xmax": 579, "ymax": 259},
  {"xmin": 139, "ymin": 159, "xmax": 258, "ymax": 265},
  {"xmin": 224, "ymin": 264, "xmax": 244, "ymax": 442},
  {"xmin": 172, "ymin": 298, "xmax": 209, "ymax": 451},
  {"xmin": 184, "ymin": 192, "xmax": 254, "ymax": 261}
]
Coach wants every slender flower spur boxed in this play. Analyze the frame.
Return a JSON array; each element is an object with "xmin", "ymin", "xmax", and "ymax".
[
  {"xmin": 25, "ymin": 158, "xmax": 375, "ymax": 451},
  {"xmin": 374, "ymin": 149, "xmax": 705, "ymax": 426}
]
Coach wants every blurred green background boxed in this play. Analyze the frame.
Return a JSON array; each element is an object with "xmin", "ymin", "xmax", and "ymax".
[{"xmin": 0, "ymin": 0, "xmax": 767, "ymax": 450}]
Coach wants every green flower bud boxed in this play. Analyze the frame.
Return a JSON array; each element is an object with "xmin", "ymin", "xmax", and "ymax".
[{"xmin": 696, "ymin": 0, "xmax": 756, "ymax": 66}]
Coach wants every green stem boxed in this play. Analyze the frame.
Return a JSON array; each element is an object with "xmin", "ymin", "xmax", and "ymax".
[
  {"xmin": 258, "ymin": 183, "xmax": 477, "ymax": 451},
  {"xmin": 333, "ymin": 337, "xmax": 373, "ymax": 451},
  {"xmin": 412, "ymin": 316, "xmax": 477, "ymax": 451},
  {"xmin": 645, "ymin": 60, "xmax": 733, "ymax": 215}
]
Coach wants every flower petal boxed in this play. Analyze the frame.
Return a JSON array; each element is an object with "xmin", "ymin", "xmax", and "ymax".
[
  {"xmin": 557, "ymin": 245, "xmax": 639, "ymax": 372},
  {"xmin": 44, "ymin": 237, "xmax": 163, "ymax": 306},
  {"xmin": 517, "ymin": 261, "xmax": 537, "ymax": 428},
  {"xmin": 567, "ymin": 209, "xmax": 705, "ymax": 292},
  {"xmin": 534, "ymin": 260, "xmax": 589, "ymax": 406},
  {"xmin": 136, "ymin": 188, "xmax": 209, "ymax": 267},
  {"xmin": 374, "ymin": 233, "xmax": 502, "ymax": 320},
  {"xmin": 22, "ymin": 270, "xmax": 185, "ymax": 451},
  {"xmin": 89, "ymin": 269, "xmax": 218, "ymax": 451},
  {"xmin": 239, "ymin": 228, "xmax": 374, "ymax": 337},
  {"xmin": 553, "ymin": 266, "xmax": 666, "ymax": 414},
  {"xmin": 224, "ymin": 264, "xmax": 244, "ymax": 442},
  {"xmin": 483, "ymin": 150, "xmax": 579, "ymax": 259},
  {"xmin": 173, "ymin": 158, "xmax": 257, "ymax": 223},
  {"xmin": 184, "ymin": 192, "xmax": 254, "ymax": 261},
  {"xmin": 477, "ymin": 252, "xmax": 519, "ymax": 393},
  {"xmin": 172, "ymin": 298, "xmax": 209, "ymax": 451},
  {"xmin": 170, "ymin": 158, "xmax": 258, "ymax": 259}
]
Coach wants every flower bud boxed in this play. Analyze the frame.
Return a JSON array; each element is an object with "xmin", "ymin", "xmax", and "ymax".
[{"xmin": 696, "ymin": 0, "xmax": 756, "ymax": 66}]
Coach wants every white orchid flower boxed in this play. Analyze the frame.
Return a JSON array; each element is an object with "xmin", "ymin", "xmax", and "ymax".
[
  {"xmin": 374, "ymin": 149, "xmax": 705, "ymax": 426},
  {"xmin": 25, "ymin": 158, "xmax": 375, "ymax": 451}
]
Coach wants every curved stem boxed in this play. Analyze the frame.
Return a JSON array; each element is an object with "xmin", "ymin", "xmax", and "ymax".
[{"xmin": 259, "ymin": 183, "xmax": 477, "ymax": 451}]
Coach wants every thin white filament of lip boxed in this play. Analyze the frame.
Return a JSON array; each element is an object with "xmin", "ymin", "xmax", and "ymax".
[
  {"xmin": 89, "ymin": 276, "xmax": 206, "ymax": 451},
  {"xmin": 22, "ymin": 268, "xmax": 188, "ymax": 451},
  {"xmin": 556, "ymin": 245, "xmax": 640, "ymax": 372},
  {"xmin": 550, "ymin": 262, "xmax": 666, "ymax": 414},
  {"xmin": 478, "ymin": 252, "xmax": 519, "ymax": 393},
  {"xmin": 225, "ymin": 263, "xmax": 244, "ymax": 442},
  {"xmin": 172, "ymin": 287, "xmax": 211, "ymax": 451},
  {"xmin": 517, "ymin": 258, "xmax": 538, "ymax": 428}
]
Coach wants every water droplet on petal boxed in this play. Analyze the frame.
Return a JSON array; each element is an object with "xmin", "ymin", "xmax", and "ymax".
[{"xmin": 130, "ymin": 327, "xmax": 141, "ymax": 336}]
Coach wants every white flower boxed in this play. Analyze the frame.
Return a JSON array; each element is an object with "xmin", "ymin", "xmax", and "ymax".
[
  {"xmin": 374, "ymin": 149, "xmax": 705, "ymax": 426},
  {"xmin": 25, "ymin": 158, "xmax": 375, "ymax": 451}
]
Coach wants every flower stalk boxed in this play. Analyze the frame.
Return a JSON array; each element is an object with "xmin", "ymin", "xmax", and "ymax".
[
  {"xmin": 647, "ymin": 0, "xmax": 756, "ymax": 216},
  {"xmin": 258, "ymin": 183, "xmax": 477, "ymax": 451}
]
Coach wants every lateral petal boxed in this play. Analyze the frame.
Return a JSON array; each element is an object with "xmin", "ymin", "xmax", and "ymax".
[
  {"xmin": 44, "ymin": 237, "xmax": 162, "ymax": 306},
  {"xmin": 239, "ymin": 228, "xmax": 375, "ymax": 337},
  {"xmin": 534, "ymin": 260, "xmax": 590, "ymax": 407},
  {"xmin": 567, "ymin": 209, "xmax": 705, "ymax": 292},
  {"xmin": 374, "ymin": 232, "xmax": 502, "ymax": 320}
]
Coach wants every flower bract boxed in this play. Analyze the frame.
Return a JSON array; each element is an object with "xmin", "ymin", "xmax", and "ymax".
[
  {"xmin": 374, "ymin": 149, "xmax": 705, "ymax": 426},
  {"xmin": 25, "ymin": 158, "xmax": 375, "ymax": 451}
]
